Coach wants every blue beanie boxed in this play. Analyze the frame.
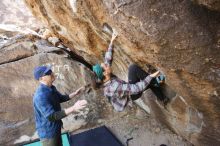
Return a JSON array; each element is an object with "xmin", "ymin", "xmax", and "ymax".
[{"xmin": 92, "ymin": 64, "xmax": 103, "ymax": 80}]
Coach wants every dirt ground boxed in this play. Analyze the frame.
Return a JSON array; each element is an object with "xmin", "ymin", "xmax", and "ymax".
[{"xmin": 72, "ymin": 106, "xmax": 193, "ymax": 146}]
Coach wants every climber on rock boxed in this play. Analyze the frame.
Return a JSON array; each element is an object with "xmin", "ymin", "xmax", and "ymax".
[
  {"xmin": 92, "ymin": 30, "xmax": 166, "ymax": 112},
  {"xmin": 33, "ymin": 66, "xmax": 88, "ymax": 146}
]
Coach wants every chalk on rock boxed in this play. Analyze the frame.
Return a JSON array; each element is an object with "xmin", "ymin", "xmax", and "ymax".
[
  {"xmin": 155, "ymin": 127, "xmax": 161, "ymax": 133},
  {"xmin": 40, "ymin": 28, "xmax": 52, "ymax": 39},
  {"xmin": 103, "ymin": 23, "xmax": 113, "ymax": 35},
  {"xmin": 57, "ymin": 44, "xmax": 65, "ymax": 49},
  {"xmin": 112, "ymin": 28, "xmax": 118, "ymax": 38},
  {"xmin": 48, "ymin": 36, "xmax": 60, "ymax": 46},
  {"xmin": 134, "ymin": 98, "xmax": 151, "ymax": 114}
]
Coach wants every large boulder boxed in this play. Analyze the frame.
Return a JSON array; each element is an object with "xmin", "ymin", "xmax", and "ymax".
[{"xmin": 24, "ymin": 0, "xmax": 220, "ymax": 145}]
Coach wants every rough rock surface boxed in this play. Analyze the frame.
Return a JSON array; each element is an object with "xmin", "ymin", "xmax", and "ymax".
[
  {"xmin": 24, "ymin": 0, "xmax": 220, "ymax": 145},
  {"xmin": 0, "ymin": 0, "xmax": 41, "ymax": 28},
  {"xmin": 0, "ymin": 0, "xmax": 42, "ymax": 49},
  {"xmin": 192, "ymin": 0, "xmax": 220, "ymax": 11}
]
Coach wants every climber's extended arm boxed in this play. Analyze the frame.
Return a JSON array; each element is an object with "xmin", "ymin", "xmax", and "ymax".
[{"xmin": 104, "ymin": 30, "xmax": 118, "ymax": 66}]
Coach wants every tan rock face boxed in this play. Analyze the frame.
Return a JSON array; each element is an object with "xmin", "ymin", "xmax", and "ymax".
[
  {"xmin": 0, "ymin": 0, "xmax": 41, "ymax": 28},
  {"xmin": 0, "ymin": 0, "xmax": 42, "ymax": 40},
  {"xmin": 192, "ymin": 0, "xmax": 220, "ymax": 11},
  {"xmin": 22, "ymin": 0, "xmax": 220, "ymax": 145}
]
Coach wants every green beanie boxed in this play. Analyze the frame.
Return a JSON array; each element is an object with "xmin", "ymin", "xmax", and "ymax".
[{"xmin": 92, "ymin": 64, "xmax": 103, "ymax": 80}]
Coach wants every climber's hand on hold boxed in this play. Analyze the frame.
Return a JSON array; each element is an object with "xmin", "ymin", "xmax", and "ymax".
[
  {"xmin": 110, "ymin": 29, "xmax": 118, "ymax": 44},
  {"xmin": 150, "ymin": 71, "xmax": 160, "ymax": 78}
]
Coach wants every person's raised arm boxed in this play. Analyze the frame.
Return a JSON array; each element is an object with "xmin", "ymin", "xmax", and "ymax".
[
  {"xmin": 104, "ymin": 30, "xmax": 118, "ymax": 66},
  {"xmin": 69, "ymin": 86, "xmax": 84, "ymax": 99},
  {"xmin": 69, "ymin": 84, "xmax": 90, "ymax": 99}
]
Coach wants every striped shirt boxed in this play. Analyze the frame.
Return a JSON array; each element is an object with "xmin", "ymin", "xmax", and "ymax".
[{"xmin": 103, "ymin": 44, "xmax": 152, "ymax": 111}]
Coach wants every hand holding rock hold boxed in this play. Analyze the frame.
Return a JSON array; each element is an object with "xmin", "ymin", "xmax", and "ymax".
[
  {"xmin": 110, "ymin": 28, "xmax": 118, "ymax": 44},
  {"xmin": 149, "ymin": 71, "xmax": 160, "ymax": 78}
]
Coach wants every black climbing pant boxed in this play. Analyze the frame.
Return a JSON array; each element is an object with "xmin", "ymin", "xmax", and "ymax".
[{"xmin": 128, "ymin": 64, "xmax": 166, "ymax": 101}]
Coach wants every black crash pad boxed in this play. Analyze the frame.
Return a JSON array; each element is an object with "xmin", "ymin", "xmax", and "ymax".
[{"xmin": 69, "ymin": 126, "xmax": 123, "ymax": 146}]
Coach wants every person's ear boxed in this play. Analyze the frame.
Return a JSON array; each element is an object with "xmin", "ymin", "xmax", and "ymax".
[{"xmin": 41, "ymin": 76, "xmax": 47, "ymax": 81}]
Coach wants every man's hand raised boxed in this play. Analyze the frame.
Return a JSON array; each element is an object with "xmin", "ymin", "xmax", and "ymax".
[
  {"xmin": 72, "ymin": 100, "xmax": 88, "ymax": 112},
  {"xmin": 64, "ymin": 100, "xmax": 88, "ymax": 115},
  {"xmin": 69, "ymin": 84, "xmax": 90, "ymax": 99}
]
